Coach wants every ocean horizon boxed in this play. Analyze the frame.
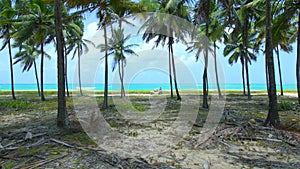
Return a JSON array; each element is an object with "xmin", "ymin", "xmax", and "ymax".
[{"xmin": 0, "ymin": 83, "xmax": 297, "ymax": 91}]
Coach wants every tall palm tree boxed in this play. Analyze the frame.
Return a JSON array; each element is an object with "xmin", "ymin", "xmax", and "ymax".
[
  {"xmin": 193, "ymin": 0, "xmax": 211, "ymax": 108},
  {"xmin": 13, "ymin": 0, "xmax": 54, "ymax": 101},
  {"xmin": 254, "ymin": 0, "xmax": 299, "ymax": 102},
  {"xmin": 222, "ymin": 0, "xmax": 263, "ymax": 100},
  {"xmin": 99, "ymin": 28, "xmax": 138, "ymax": 97},
  {"xmin": 66, "ymin": 17, "xmax": 95, "ymax": 96},
  {"xmin": 264, "ymin": 0, "xmax": 279, "ymax": 126},
  {"xmin": 55, "ymin": 0, "xmax": 69, "ymax": 128},
  {"xmin": 194, "ymin": 0, "xmax": 224, "ymax": 98},
  {"xmin": 0, "ymin": 0, "xmax": 16, "ymax": 100},
  {"xmin": 13, "ymin": 40, "xmax": 46, "ymax": 96},
  {"xmin": 140, "ymin": 0, "xmax": 190, "ymax": 101},
  {"xmin": 223, "ymin": 28, "xmax": 257, "ymax": 94},
  {"xmin": 62, "ymin": 6, "xmax": 85, "ymax": 97}
]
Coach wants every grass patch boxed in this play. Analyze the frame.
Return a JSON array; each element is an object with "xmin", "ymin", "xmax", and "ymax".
[
  {"xmin": 3, "ymin": 162, "xmax": 15, "ymax": 169},
  {"xmin": 277, "ymin": 101, "xmax": 294, "ymax": 111},
  {"xmin": 0, "ymin": 100, "xmax": 35, "ymax": 109}
]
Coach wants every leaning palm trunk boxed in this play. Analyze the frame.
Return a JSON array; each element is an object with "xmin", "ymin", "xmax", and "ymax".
[
  {"xmin": 40, "ymin": 43, "xmax": 45, "ymax": 101},
  {"xmin": 8, "ymin": 39, "xmax": 16, "ymax": 100},
  {"xmin": 245, "ymin": 58, "xmax": 251, "ymax": 100},
  {"xmin": 121, "ymin": 59, "xmax": 125, "ymax": 97},
  {"xmin": 78, "ymin": 53, "xmax": 83, "ymax": 96},
  {"xmin": 214, "ymin": 42, "xmax": 222, "ymax": 98},
  {"xmin": 241, "ymin": 61, "xmax": 246, "ymax": 96},
  {"xmin": 203, "ymin": 49, "xmax": 209, "ymax": 108},
  {"xmin": 64, "ymin": 49, "xmax": 69, "ymax": 97},
  {"xmin": 202, "ymin": 3, "xmax": 209, "ymax": 108},
  {"xmin": 168, "ymin": 47, "xmax": 174, "ymax": 98},
  {"xmin": 170, "ymin": 44, "xmax": 181, "ymax": 100},
  {"xmin": 118, "ymin": 61, "xmax": 125, "ymax": 97},
  {"xmin": 276, "ymin": 46, "xmax": 283, "ymax": 96},
  {"xmin": 33, "ymin": 60, "xmax": 40, "ymax": 96}
]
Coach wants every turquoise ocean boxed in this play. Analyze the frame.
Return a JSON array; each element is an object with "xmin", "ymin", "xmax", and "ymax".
[{"xmin": 0, "ymin": 83, "xmax": 297, "ymax": 91}]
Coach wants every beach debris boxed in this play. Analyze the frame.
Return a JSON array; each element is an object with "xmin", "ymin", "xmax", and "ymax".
[{"xmin": 25, "ymin": 131, "xmax": 33, "ymax": 140}]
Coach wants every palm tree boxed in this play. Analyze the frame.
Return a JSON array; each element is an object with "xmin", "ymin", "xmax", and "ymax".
[
  {"xmin": 0, "ymin": 0, "xmax": 16, "ymax": 100},
  {"xmin": 13, "ymin": 0, "xmax": 54, "ymax": 101},
  {"xmin": 66, "ymin": 18, "xmax": 95, "ymax": 96},
  {"xmin": 62, "ymin": 7, "xmax": 84, "ymax": 97},
  {"xmin": 255, "ymin": 0, "xmax": 299, "ymax": 103},
  {"xmin": 99, "ymin": 28, "xmax": 138, "ymax": 97},
  {"xmin": 194, "ymin": 1, "xmax": 224, "ymax": 98},
  {"xmin": 140, "ymin": 0, "xmax": 190, "ymax": 101},
  {"xmin": 223, "ymin": 29, "xmax": 257, "ymax": 96},
  {"xmin": 193, "ymin": 0, "xmax": 211, "ymax": 108},
  {"xmin": 13, "ymin": 40, "xmax": 45, "ymax": 96},
  {"xmin": 264, "ymin": 0, "xmax": 279, "ymax": 126},
  {"xmin": 55, "ymin": 0, "xmax": 69, "ymax": 128}
]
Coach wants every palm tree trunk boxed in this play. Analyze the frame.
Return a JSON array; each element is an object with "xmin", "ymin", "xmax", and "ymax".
[
  {"xmin": 202, "ymin": 0, "xmax": 209, "ymax": 108},
  {"xmin": 266, "ymin": 55, "xmax": 270, "ymax": 95},
  {"xmin": 40, "ymin": 43, "xmax": 45, "ymax": 101},
  {"xmin": 8, "ymin": 39, "xmax": 16, "ymax": 100},
  {"xmin": 170, "ymin": 44, "xmax": 181, "ymax": 100},
  {"xmin": 118, "ymin": 62, "xmax": 123, "ymax": 97},
  {"xmin": 245, "ymin": 58, "xmax": 251, "ymax": 100},
  {"xmin": 55, "ymin": 0, "xmax": 68, "ymax": 128},
  {"xmin": 64, "ymin": 47, "xmax": 69, "ymax": 97},
  {"xmin": 78, "ymin": 53, "xmax": 83, "ymax": 96},
  {"xmin": 265, "ymin": 0, "xmax": 279, "ymax": 126},
  {"xmin": 121, "ymin": 59, "xmax": 125, "ymax": 97},
  {"xmin": 241, "ymin": 61, "xmax": 246, "ymax": 96},
  {"xmin": 214, "ymin": 42, "xmax": 222, "ymax": 98},
  {"xmin": 33, "ymin": 60, "xmax": 40, "ymax": 96},
  {"xmin": 203, "ymin": 52, "xmax": 209, "ymax": 108},
  {"xmin": 276, "ymin": 46, "xmax": 283, "ymax": 96},
  {"xmin": 168, "ymin": 47, "xmax": 173, "ymax": 98},
  {"xmin": 297, "ymin": 11, "xmax": 300, "ymax": 105},
  {"xmin": 243, "ymin": 16, "xmax": 251, "ymax": 100},
  {"xmin": 103, "ymin": 24, "xmax": 109, "ymax": 109}
]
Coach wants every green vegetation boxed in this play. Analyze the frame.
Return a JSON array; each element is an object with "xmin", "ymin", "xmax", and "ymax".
[{"xmin": 0, "ymin": 0, "xmax": 300, "ymax": 167}]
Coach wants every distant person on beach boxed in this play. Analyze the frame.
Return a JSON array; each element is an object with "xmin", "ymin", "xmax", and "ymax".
[
  {"xmin": 151, "ymin": 87, "xmax": 163, "ymax": 94},
  {"xmin": 158, "ymin": 87, "xmax": 163, "ymax": 94}
]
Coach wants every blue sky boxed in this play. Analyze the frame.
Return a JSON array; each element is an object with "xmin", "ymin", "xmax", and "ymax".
[{"xmin": 0, "ymin": 12, "xmax": 297, "ymax": 86}]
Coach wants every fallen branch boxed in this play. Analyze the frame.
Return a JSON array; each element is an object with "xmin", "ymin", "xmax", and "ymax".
[
  {"xmin": 14, "ymin": 154, "xmax": 67, "ymax": 169},
  {"xmin": 239, "ymin": 136, "xmax": 282, "ymax": 142},
  {"xmin": 50, "ymin": 138, "xmax": 75, "ymax": 148},
  {"xmin": 3, "ymin": 132, "xmax": 48, "ymax": 148},
  {"xmin": 219, "ymin": 140, "xmax": 242, "ymax": 150}
]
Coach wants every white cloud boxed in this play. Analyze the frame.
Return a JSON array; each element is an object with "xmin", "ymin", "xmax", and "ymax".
[{"xmin": 83, "ymin": 22, "xmax": 98, "ymax": 39}]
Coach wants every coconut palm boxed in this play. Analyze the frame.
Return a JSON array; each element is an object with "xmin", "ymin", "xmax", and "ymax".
[
  {"xmin": 270, "ymin": 0, "xmax": 300, "ymax": 103},
  {"xmin": 192, "ymin": 0, "xmax": 211, "ymax": 108},
  {"xmin": 192, "ymin": 0, "xmax": 225, "ymax": 98},
  {"xmin": 140, "ymin": 0, "xmax": 190, "ymax": 101},
  {"xmin": 13, "ymin": 39, "xmax": 50, "ymax": 97},
  {"xmin": 55, "ymin": 0, "xmax": 69, "ymax": 128},
  {"xmin": 66, "ymin": 18, "xmax": 95, "ymax": 96},
  {"xmin": 223, "ymin": 28, "xmax": 257, "ymax": 95},
  {"xmin": 98, "ymin": 28, "xmax": 138, "ymax": 97},
  {"xmin": 0, "ymin": 0, "xmax": 17, "ymax": 100},
  {"xmin": 13, "ymin": 0, "xmax": 55, "ymax": 101},
  {"xmin": 264, "ymin": 0, "xmax": 279, "ymax": 126}
]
